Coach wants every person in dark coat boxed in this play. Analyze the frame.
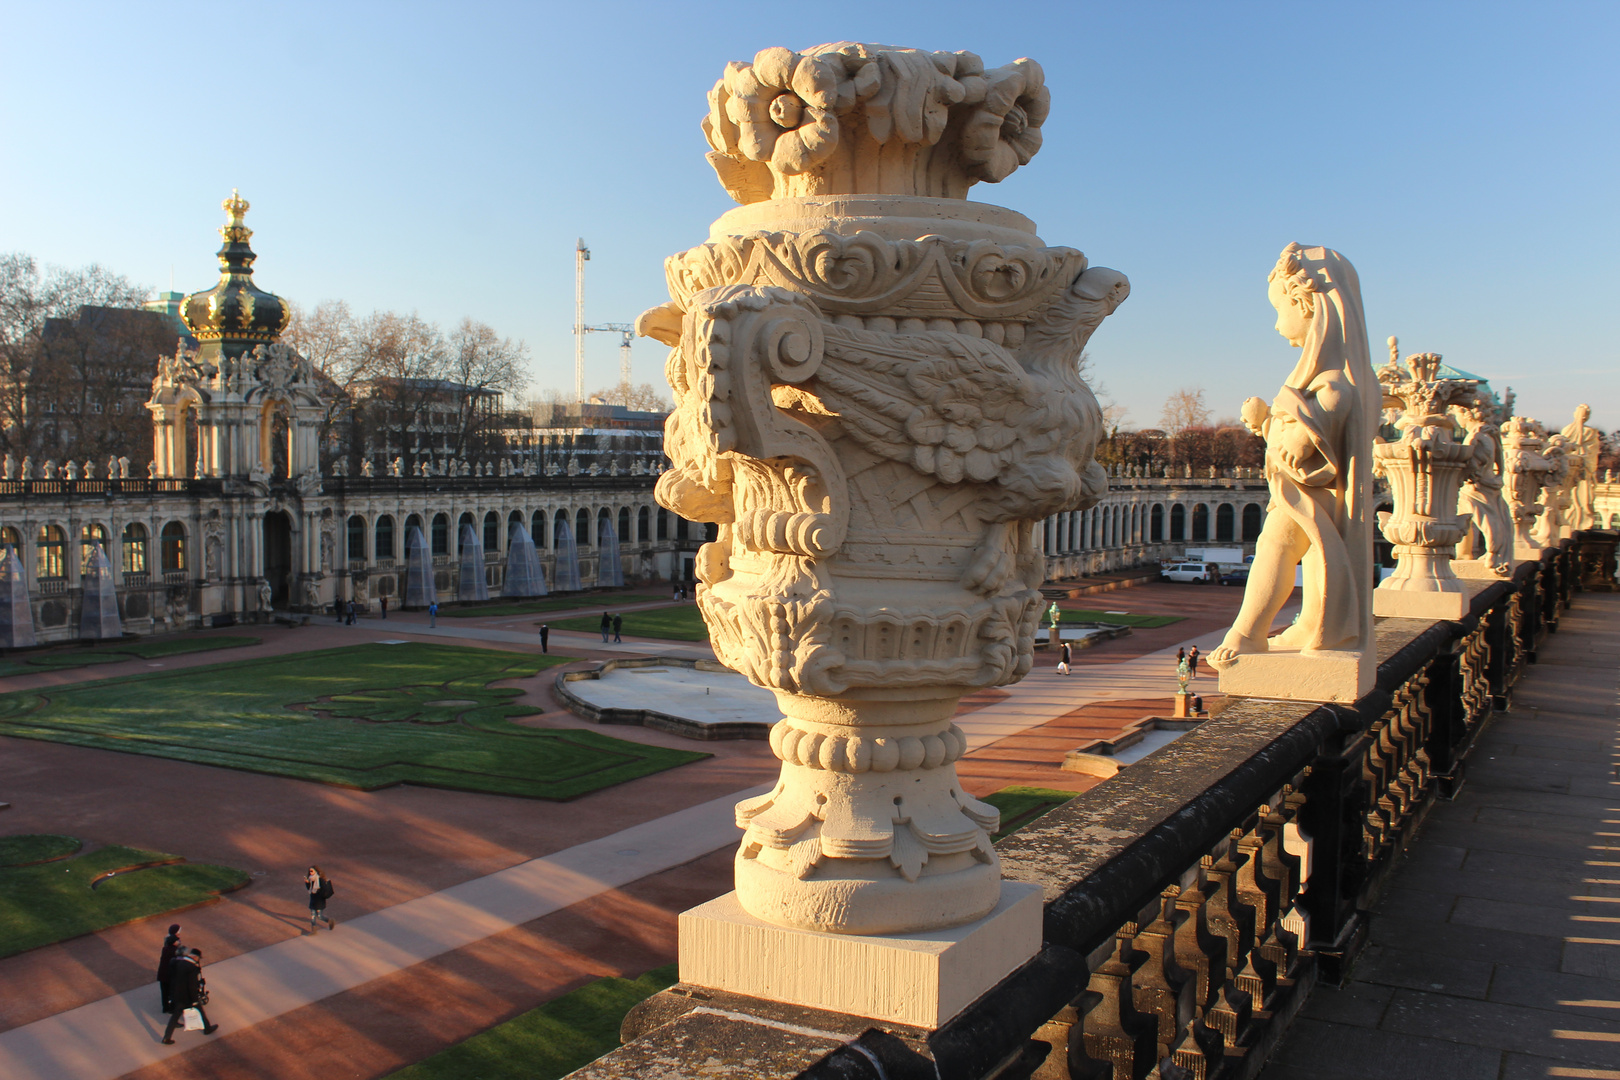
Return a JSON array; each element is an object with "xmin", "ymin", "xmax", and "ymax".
[
  {"xmin": 380, "ymin": 595, "xmax": 388, "ymax": 619},
  {"xmin": 1057, "ymin": 641, "xmax": 1072, "ymax": 676},
  {"xmin": 1176, "ymin": 647, "xmax": 1186, "ymax": 672},
  {"xmin": 599, "ymin": 611, "xmax": 611, "ymax": 643},
  {"xmin": 538, "ymin": 624, "xmax": 550, "ymax": 653},
  {"xmin": 612, "ymin": 613, "xmax": 623, "ymax": 643},
  {"xmin": 305, "ymin": 865, "xmax": 336, "ymax": 931},
  {"xmin": 161, "ymin": 948, "xmax": 216, "ymax": 1042},
  {"xmin": 1187, "ymin": 645, "xmax": 1201, "ymax": 679},
  {"xmin": 156, "ymin": 924, "xmax": 181, "ymax": 1014}
]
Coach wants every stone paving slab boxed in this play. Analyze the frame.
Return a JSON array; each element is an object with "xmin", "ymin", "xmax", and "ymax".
[{"xmin": 1261, "ymin": 592, "xmax": 1620, "ymax": 1079}]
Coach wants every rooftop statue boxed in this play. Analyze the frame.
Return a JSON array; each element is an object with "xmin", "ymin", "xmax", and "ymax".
[
  {"xmin": 1562, "ymin": 404, "xmax": 1599, "ymax": 531},
  {"xmin": 1208, "ymin": 244, "xmax": 1378, "ymax": 702}
]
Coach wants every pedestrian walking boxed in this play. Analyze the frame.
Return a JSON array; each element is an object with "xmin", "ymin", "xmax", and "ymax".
[
  {"xmin": 160, "ymin": 949, "xmax": 216, "ymax": 1043},
  {"xmin": 346, "ymin": 599, "xmax": 356, "ymax": 625},
  {"xmin": 1176, "ymin": 647, "xmax": 1186, "ymax": 672},
  {"xmin": 429, "ymin": 601, "xmax": 438, "ymax": 628},
  {"xmin": 539, "ymin": 624, "xmax": 549, "ymax": 653},
  {"xmin": 155, "ymin": 923, "xmax": 181, "ymax": 1014},
  {"xmin": 1057, "ymin": 641, "xmax": 1072, "ymax": 676},
  {"xmin": 380, "ymin": 595, "xmax": 388, "ymax": 619},
  {"xmin": 305, "ymin": 865, "xmax": 336, "ymax": 932},
  {"xmin": 612, "ymin": 613, "xmax": 623, "ymax": 643},
  {"xmin": 600, "ymin": 611, "xmax": 611, "ymax": 643},
  {"xmin": 1187, "ymin": 646, "xmax": 1200, "ymax": 679},
  {"xmin": 672, "ymin": 582, "xmax": 680, "ymax": 602}
]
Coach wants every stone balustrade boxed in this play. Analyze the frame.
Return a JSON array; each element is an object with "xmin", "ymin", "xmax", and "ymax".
[
  {"xmin": 566, "ymin": 537, "xmax": 1591, "ymax": 1080},
  {"xmin": 1039, "ymin": 477, "xmax": 1272, "ymax": 579}
]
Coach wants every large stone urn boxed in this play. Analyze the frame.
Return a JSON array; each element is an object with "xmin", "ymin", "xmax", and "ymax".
[
  {"xmin": 643, "ymin": 42, "xmax": 1127, "ymax": 1022},
  {"xmin": 1372, "ymin": 350, "xmax": 1480, "ymax": 618}
]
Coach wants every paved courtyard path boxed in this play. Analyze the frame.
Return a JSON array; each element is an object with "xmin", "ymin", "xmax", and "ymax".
[
  {"xmin": 0, "ymin": 785, "xmax": 769, "ymax": 1080},
  {"xmin": 1262, "ymin": 591, "xmax": 1620, "ymax": 1079}
]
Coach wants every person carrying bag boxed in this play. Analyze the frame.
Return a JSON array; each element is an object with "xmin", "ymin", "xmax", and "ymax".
[{"xmin": 161, "ymin": 949, "xmax": 217, "ymax": 1043}]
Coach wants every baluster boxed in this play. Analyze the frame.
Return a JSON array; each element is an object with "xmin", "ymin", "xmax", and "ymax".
[
  {"xmin": 1169, "ymin": 878, "xmax": 1239, "ymax": 1068},
  {"xmin": 1200, "ymin": 847, "xmax": 1260, "ymax": 1044},
  {"xmin": 1128, "ymin": 890, "xmax": 1197, "ymax": 1068},
  {"xmin": 1078, "ymin": 926, "xmax": 1159, "ymax": 1080},
  {"xmin": 1231, "ymin": 825, "xmax": 1281, "ymax": 1006}
]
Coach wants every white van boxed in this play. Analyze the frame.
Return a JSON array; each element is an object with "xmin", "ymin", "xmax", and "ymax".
[{"xmin": 1162, "ymin": 561, "xmax": 1216, "ymax": 584}]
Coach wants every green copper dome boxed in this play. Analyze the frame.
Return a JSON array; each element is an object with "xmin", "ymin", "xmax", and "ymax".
[{"xmin": 181, "ymin": 191, "xmax": 290, "ymax": 358}]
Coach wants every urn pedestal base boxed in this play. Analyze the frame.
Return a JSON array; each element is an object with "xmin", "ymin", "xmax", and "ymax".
[
  {"xmin": 677, "ymin": 881, "xmax": 1042, "ymax": 1029},
  {"xmin": 1452, "ymin": 558, "xmax": 1513, "ymax": 580},
  {"xmin": 1373, "ymin": 585, "xmax": 1469, "ymax": 619},
  {"xmin": 1214, "ymin": 649, "xmax": 1373, "ymax": 704}
]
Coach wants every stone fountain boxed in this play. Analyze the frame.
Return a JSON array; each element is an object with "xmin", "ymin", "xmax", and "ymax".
[{"xmin": 641, "ymin": 41, "xmax": 1128, "ymax": 1025}]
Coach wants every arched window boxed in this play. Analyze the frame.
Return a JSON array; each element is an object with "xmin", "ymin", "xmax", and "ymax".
[
  {"xmin": 483, "ymin": 510, "xmax": 500, "ymax": 552},
  {"xmin": 404, "ymin": 513, "xmax": 423, "ymax": 547},
  {"xmin": 554, "ymin": 509, "xmax": 569, "ymax": 547},
  {"xmin": 1170, "ymin": 504, "xmax": 1186, "ymax": 542},
  {"xmin": 347, "ymin": 515, "xmax": 366, "ymax": 560},
  {"xmin": 1192, "ymin": 503, "xmax": 1209, "ymax": 542},
  {"xmin": 532, "ymin": 510, "xmax": 547, "ymax": 547},
  {"xmin": 121, "ymin": 523, "xmax": 148, "ymax": 574},
  {"xmin": 1150, "ymin": 504, "xmax": 1164, "ymax": 542},
  {"xmin": 676, "ymin": 516, "xmax": 690, "ymax": 541},
  {"xmin": 576, "ymin": 507, "xmax": 591, "ymax": 546},
  {"xmin": 508, "ymin": 510, "xmax": 524, "ymax": 541},
  {"xmin": 637, "ymin": 506, "xmax": 650, "ymax": 543},
  {"xmin": 375, "ymin": 515, "xmax": 396, "ymax": 560},
  {"xmin": 618, "ymin": 507, "xmax": 631, "ymax": 544},
  {"xmin": 1242, "ymin": 503, "xmax": 1262, "ymax": 542},
  {"xmin": 80, "ymin": 523, "xmax": 108, "ymax": 574},
  {"xmin": 657, "ymin": 508, "xmax": 669, "ymax": 540},
  {"xmin": 1216, "ymin": 504, "xmax": 1235, "ymax": 542},
  {"xmin": 0, "ymin": 525, "xmax": 21, "ymax": 554},
  {"xmin": 457, "ymin": 512, "xmax": 476, "ymax": 553},
  {"xmin": 37, "ymin": 524, "xmax": 67, "ymax": 579},
  {"xmin": 431, "ymin": 513, "xmax": 449, "ymax": 556},
  {"xmin": 160, "ymin": 521, "xmax": 186, "ymax": 574}
]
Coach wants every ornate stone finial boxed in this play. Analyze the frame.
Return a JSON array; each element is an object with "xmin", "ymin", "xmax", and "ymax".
[
  {"xmin": 703, "ymin": 44, "xmax": 1049, "ymax": 203},
  {"xmin": 222, "ymin": 189, "xmax": 251, "ymax": 242}
]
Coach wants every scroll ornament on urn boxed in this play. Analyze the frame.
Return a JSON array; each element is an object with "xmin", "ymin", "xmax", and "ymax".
[{"xmin": 642, "ymin": 42, "xmax": 1128, "ymax": 934}]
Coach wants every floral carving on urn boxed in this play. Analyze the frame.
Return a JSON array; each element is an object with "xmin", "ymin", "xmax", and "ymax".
[{"xmin": 644, "ymin": 42, "xmax": 1127, "ymax": 934}]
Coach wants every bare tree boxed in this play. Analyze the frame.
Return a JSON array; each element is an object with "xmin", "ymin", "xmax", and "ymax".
[
  {"xmin": 588, "ymin": 381, "xmax": 672, "ymax": 413},
  {"xmin": 1160, "ymin": 386, "xmax": 1211, "ymax": 436}
]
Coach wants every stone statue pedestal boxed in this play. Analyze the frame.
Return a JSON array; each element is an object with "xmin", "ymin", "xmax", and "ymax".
[
  {"xmin": 1451, "ymin": 558, "xmax": 1514, "ymax": 580},
  {"xmin": 677, "ymin": 882, "xmax": 1042, "ymax": 1028},
  {"xmin": 1172, "ymin": 691, "xmax": 1193, "ymax": 718},
  {"xmin": 1373, "ymin": 587, "xmax": 1469, "ymax": 619},
  {"xmin": 1214, "ymin": 650, "xmax": 1373, "ymax": 704}
]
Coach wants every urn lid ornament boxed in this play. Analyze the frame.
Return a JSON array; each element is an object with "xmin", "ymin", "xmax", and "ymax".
[
  {"xmin": 703, "ymin": 43, "xmax": 1049, "ymax": 203},
  {"xmin": 181, "ymin": 190, "xmax": 291, "ymax": 357}
]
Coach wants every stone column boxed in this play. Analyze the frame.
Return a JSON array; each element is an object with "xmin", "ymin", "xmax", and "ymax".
[{"xmin": 651, "ymin": 41, "xmax": 1128, "ymax": 1027}]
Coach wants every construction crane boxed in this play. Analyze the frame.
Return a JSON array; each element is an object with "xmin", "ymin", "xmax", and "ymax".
[{"xmin": 573, "ymin": 238, "xmax": 635, "ymax": 402}]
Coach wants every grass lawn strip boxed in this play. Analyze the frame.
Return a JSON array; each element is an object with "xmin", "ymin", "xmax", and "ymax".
[
  {"xmin": 0, "ymin": 635, "xmax": 261, "ymax": 677},
  {"xmin": 384, "ymin": 964, "xmax": 678, "ymax": 1080},
  {"xmin": 982, "ymin": 786, "xmax": 1080, "ymax": 841},
  {"xmin": 0, "ymin": 834, "xmax": 82, "ymax": 867},
  {"xmin": 445, "ymin": 594, "xmax": 669, "ymax": 618},
  {"xmin": 551, "ymin": 605, "xmax": 709, "ymax": 642},
  {"xmin": 0, "ymin": 642, "xmax": 708, "ymax": 800},
  {"xmin": 0, "ymin": 836, "xmax": 248, "ymax": 959},
  {"xmin": 1056, "ymin": 607, "xmax": 1184, "ymax": 629}
]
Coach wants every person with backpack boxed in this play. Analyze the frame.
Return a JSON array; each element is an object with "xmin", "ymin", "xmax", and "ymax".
[
  {"xmin": 305, "ymin": 865, "xmax": 336, "ymax": 931},
  {"xmin": 161, "ymin": 948, "xmax": 216, "ymax": 1043},
  {"xmin": 155, "ymin": 923, "xmax": 182, "ymax": 1014}
]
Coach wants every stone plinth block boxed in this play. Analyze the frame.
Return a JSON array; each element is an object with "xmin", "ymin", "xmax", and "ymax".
[
  {"xmin": 1373, "ymin": 586, "xmax": 1469, "ymax": 619},
  {"xmin": 677, "ymin": 882, "xmax": 1042, "ymax": 1028},
  {"xmin": 1214, "ymin": 650, "xmax": 1373, "ymax": 704}
]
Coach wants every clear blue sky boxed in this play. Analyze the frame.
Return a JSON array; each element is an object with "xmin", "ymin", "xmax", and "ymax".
[{"xmin": 3, "ymin": 1, "xmax": 1615, "ymax": 430}]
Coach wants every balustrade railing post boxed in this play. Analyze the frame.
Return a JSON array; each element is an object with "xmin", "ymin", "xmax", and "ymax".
[
  {"xmin": 1422, "ymin": 649, "xmax": 1467, "ymax": 799},
  {"xmin": 1296, "ymin": 748, "xmax": 1363, "ymax": 984}
]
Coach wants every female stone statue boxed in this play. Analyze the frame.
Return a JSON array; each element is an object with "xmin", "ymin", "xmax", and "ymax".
[{"xmin": 1210, "ymin": 244, "xmax": 1379, "ymax": 668}]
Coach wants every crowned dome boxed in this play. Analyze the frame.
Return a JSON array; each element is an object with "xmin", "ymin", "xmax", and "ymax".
[{"xmin": 181, "ymin": 191, "xmax": 290, "ymax": 357}]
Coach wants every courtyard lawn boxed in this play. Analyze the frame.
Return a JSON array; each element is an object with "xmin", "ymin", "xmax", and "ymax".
[
  {"xmin": 1056, "ymin": 607, "xmax": 1184, "ymax": 629},
  {"xmin": 551, "ymin": 605, "xmax": 709, "ymax": 642},
  {"xmin": 0, "ymin": 635, "xmax": 260, "ymax": 678},
  {"xmin": 384, "ymin": 964, "xmax": 678, "ymax": 1080},
  {"xmin": 0, "ymin": 835, "xmax": 248, "ymax": 958},
  {"xmin": 982, "ymin": 785, "xmax": 1081, "ymax": 841},
  {"xmin": 0, "ymin": 643, "xmax": 709, "ymax": 799},
  {"xmin": 445, "ymin": 594, "xmax": 669, "ymax": 619}
]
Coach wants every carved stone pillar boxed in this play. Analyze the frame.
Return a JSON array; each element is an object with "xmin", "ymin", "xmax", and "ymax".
[
  {"xmin": 656, "ymin": 41, "xmax": 1127, "ymax": 1024},
  {"xmin": 1371, "ymin": 351, "xmax": 1479, "ymax": 618}
]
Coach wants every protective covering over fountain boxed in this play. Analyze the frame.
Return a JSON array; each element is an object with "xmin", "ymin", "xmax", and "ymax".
[
  {"xmin": 0, "ymin": 546, "xmax": 36, "ymax": 648},
  {"xmin": 503, "ymin": 524, "xmax": 548, "ymax": 597},
  {"xmin": 404, "ymin": 525, "xmax": 436, "ymax": 607},
  {"xmin": 596, "ymin": 517, "xmax": 625, "ymax": 587},
  {"xmin": 457, "ymin": 524, "xmax": 490, "ymax": 601},
  {"xmin": 79, "ymin": 544, "xmax": 122, "ymax": 639},
  {"xmin": 552, "ymin": 519, "xmax": 581, "ymax": 592}
]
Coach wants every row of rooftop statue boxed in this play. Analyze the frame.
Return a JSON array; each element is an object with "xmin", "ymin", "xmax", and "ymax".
[{"xmin": 0, "ymin": 512, "xmax": 624, "ymax": 647}]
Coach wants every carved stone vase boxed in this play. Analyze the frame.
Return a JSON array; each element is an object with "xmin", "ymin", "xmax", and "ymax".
[
  {"xmin": 1372, "ymin": 352, "xmax": 1479, "ymax": 618},
  {"xmin": 644, "ymin": 42, "xmax": 1127, "ymax": 937},
  {"xmin": 1501, "ymin": 417, "xmax": 1558, "ymax": 559}
]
